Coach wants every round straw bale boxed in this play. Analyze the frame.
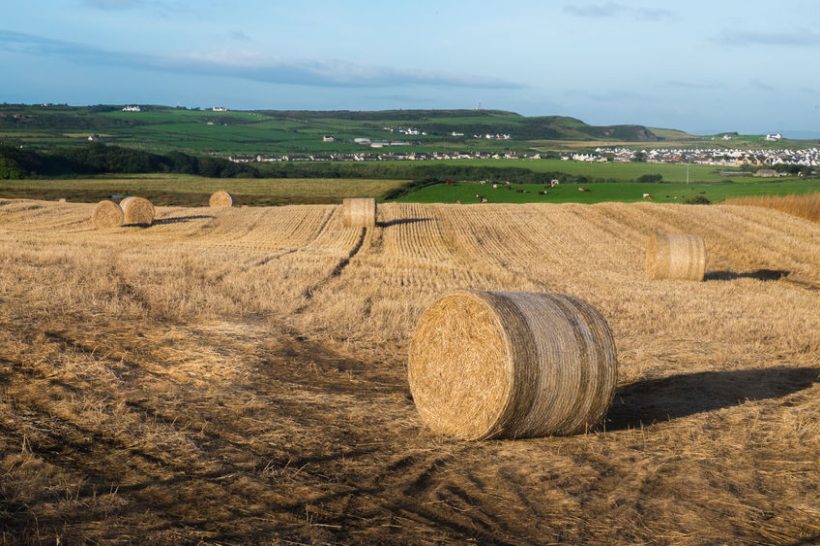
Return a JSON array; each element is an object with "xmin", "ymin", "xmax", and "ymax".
[
  {"xmin": 408, "ymin": 290, "xmax": 618, "ymax": 440},
  {"xmin": 209, "ymin": 190, "xmax": 234, "ymax": 208},
  {"xmin": 645, "ymin": 232, "xmax": 706, "ymax": 281},
  {"xmin": 120, "ymin": 196, "xmax": 155, "ymax": 226},
  {"xmin": 342, "ymin": 198, "xmax": 376, "ymax": 228},
  {"xmin": 92, "ymin": 199, "xmax": 124, "ymax": 229}
]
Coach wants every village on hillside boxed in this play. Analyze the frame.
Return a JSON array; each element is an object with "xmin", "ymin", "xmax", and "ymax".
[{"xmin": 228, "ymin": 146, "xmax": 820, "ymax": 172}]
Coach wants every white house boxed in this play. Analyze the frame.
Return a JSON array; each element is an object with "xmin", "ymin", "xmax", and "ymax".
[
  {"xmin": 212, "ymin": 106, "xmax": 228, "ymax": 112},
  {"xmin": 322, "ymin": 136, "xmax": 336, "ymax": 143},
  {"xmin": 122, "ymin": 106, "xmax": 141, "ymax": 112},
  {"xmin": 765, "ymin": 133, "xmax": 783, "ymax": 141}
]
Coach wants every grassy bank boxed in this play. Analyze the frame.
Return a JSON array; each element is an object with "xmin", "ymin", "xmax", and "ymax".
[{"xmin": 0, "ymin": 174, "xmax": 409, "ymax": 206}]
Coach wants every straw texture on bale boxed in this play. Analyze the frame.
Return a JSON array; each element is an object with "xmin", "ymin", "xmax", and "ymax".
[
  {"xmin": 342, "ymin": 198, "xmax": 376, "ymax": 227},
  {"xmin": 408, "ymin": 291, "xmax": 618, "ymax": 440},
  {"xmin": 91, "ymin": 200, "xmax": 124, "ymax": 229},
  {"xmin": 209, "ymin": 191, "xmax": 235, "ymax": 208},
  {"xmin": 120, "ymin": 196, "xmax": 155, "ymax": 226},
  {"xmin": 645, "ymin": 232, "xmax": 706, "ymax": 281}
]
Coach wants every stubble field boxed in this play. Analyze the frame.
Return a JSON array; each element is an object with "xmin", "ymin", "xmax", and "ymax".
[{"xmin": 0, "ymin": 198, "xmax": 818, "ymax": 544}]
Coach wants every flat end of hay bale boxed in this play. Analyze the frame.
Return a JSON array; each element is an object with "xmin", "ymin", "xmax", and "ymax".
[
  {"xmin": 209, "ymin": 191, "xmax": 234, "ymax": 208},
  {"xmin": 408, "ymin": 290, "xmax": 618, "ymax": 440},
  {"xmin": 120, "ymin": 196, "xmax": 155, "ymax": 226},
  {"xmin": 409, "ymin": 291, "xmax": 511, "ymax": 440},
  {"xmin": 92, "ymin": 200, "xmax": 124, "ymax": 229},
  {"xmin": 342, "ymin": 198, "xmax": 376, "ymax": 228}
]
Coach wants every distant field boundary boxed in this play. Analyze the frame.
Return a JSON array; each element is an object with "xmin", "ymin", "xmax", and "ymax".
[{"xmin": 0, "ymin": 176, "xmax": 409, "ymax": 206}]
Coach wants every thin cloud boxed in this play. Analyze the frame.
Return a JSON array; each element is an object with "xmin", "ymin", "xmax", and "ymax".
[
  {"xmin": 80, "ymin": 0, "xmax": 181, "ymax": 11},
  {"xmin": 0, "ymin": 29, "xmax": 521, "ymax": 89},
  {"xmin": 563, "ymin": 3, "xmax": 672, "ymax": 21},
  {"xmin": 749, "ymin": 79, "xmax": 775, "ymax": 92},
  {"xmin": 665, "ymin": 81, "xmax": 718, "ymax": 90},
  {"xmin": 573, "ymin": 89, "xmax": 644, "ymax": 102},
  {"xmin": 717, "ymin": 29, "xmax": 820, "ymax": 47},
  {"xmin": 227, "ymin": 30, "xmax": 252, "ymax": 42}
]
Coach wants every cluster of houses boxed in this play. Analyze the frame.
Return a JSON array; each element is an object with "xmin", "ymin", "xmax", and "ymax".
[
  {"xmin": 227, "ymin": 146, "xmax": 819, "ymax": 172},
  {"xmin": 228, "ymin": 151, "xmax": 532, "ymax": 163},
  {"xmin": 378, "ymin": 127, "xmax": 511, "ymax": 140},
  {"xmin": 592, "ymin": 147, "xmax": 820, "ymax": 168},
  {"xmin": 720, "ymin": 133, "xmax": 784, "ymax": 142},
  {"xmin": 474, "ymin": 133, "xmax": 512, "ymax": 140},
  {"xmin": 383, "ymin": 127, "xmax": 427, "ymax": 136},
  {"xmin": 121, "ymin": 105, "xmax": 229, "ymax": 113}
]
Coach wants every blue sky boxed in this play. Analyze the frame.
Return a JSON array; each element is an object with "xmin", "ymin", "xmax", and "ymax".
[{"xmin": 1, "ymin": 0, "xmax": 819, "ymax": 135}]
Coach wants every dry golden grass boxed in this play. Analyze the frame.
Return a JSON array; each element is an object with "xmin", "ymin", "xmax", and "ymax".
[
  {"xmin": 0, "ymin": 197, "xmax": 818, "ymax": 544},
  {"xmin": 725, "ymin": 192, "xmax": 820, "ymax": 223}
]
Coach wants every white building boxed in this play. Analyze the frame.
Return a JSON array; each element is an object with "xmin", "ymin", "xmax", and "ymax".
[{"xmin": 122, "ymin": 106, "xmax": 141, "ymax": 112}]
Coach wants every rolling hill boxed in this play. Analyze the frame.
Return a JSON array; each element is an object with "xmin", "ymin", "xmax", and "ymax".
[{"xmin": 0, "ymin": 105, "xmax": 662, "ymax": 155}]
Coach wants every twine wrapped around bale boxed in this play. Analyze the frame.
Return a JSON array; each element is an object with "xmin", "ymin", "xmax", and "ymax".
[
  {"xmin": 209, "ymin": 191, "xmax": 234, "ymax": 208},
  {"xmin": 342, "ymin": 198, "xmax": 376, "ymax": 227},
  {"xmin": 92, "ymin": 200, "xmax": 124, "ymax": 229},
  {"xmin": 120, "ymin": 196, "xmax": 155, "ymax": 226},
  {"xmin": 408, "ymin": 290, "xmax": 618, "ymax": 440},
  {"xmin": 645, "ymin": 232, "xmax": 706, "ymax": 281}
]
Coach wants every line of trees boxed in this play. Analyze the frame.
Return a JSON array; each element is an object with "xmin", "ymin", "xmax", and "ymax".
[
  {"xmin": 1, "ymin": 142, "xmax": 668, "ymax": 185},
  {"xmin": 0, "ymin": 144, "xmax": 260, "ymax": 179}
]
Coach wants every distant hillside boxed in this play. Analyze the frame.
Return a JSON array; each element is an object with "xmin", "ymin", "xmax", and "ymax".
[
  {"xmin": 0, "ymin": 104, "xmax": 664, "ymax": 156},
  {"xmin": 649, "ymin": 127, "xmax": 699, "ymax": 140},
  {"xmin": 255, "ymin": 109, "xmax": 661, "ymax": 141}
]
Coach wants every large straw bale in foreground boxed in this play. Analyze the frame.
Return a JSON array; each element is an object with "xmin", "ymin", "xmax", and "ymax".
[
  {"xmin": 120, "ymin": 196, "xmax": 155, "ymax": 226},
  {"xmin": 646, "ymin": 232, "xmax": 706, "ymax": 281},
  {"xmin": 408, "ymin": 291, "xmax": 618, "ymax": 440},
  {"xmin": 209, "ymin": 191, "xmax": 234, "ymax": 208},
  {"xmin": 91, "ymin": 200, "xmax": 124, "ymax": 229},
  {"xmin": 342, "ymin": 198, "xmax": 376, "ymax": 227}
]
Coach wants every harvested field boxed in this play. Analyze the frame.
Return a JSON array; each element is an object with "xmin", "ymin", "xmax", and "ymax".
[
  {"xmin": 0, "ymin": 198, "xmax": 818, "ymax": 544},
  {"xmin": 725, "ymin": 192, "xmax": 820, "ymax": 223}
]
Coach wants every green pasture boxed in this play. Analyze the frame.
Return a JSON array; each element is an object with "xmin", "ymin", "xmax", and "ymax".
[
  {"xmin": 391, "ymin": 179, "xmax": 820, "ymax": 204},
  {"xmin": 399, "ymin": 159, "xmax": 731, "ymax": 182}
]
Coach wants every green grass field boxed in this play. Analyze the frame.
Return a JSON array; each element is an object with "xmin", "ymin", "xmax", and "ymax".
[
  {"xmin": 392, "ymin": 179, "xmax": 820, "ymax": 204},
  {"xmin": 0, "ymin": 175, "xmax": 408, "ymax": 206},
  {"xmin": 371, "ymin": 158, "xmax": 731, "ymax": 182}
]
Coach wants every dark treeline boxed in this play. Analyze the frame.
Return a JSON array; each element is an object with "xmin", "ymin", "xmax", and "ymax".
[
  {"xmin": 0, "ymin": 142, "xmax": 608, "ymax": 184},
  {"xmin": 0, "ymin": 144, "xmax": 259, "ymax": 178}
]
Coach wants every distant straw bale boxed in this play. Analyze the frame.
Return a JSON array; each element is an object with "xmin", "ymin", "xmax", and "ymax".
[
  {"xmin": 342, "ymin": 198, "xmax": 376, "ymax": 227},
  {"xmin": 408, "ymin": 290, "xmax": 618, "ymax": 440},
  {"xmin": 209, "ymin": 191, "xmax": 235, "ymax": 208},
  {"xmin": 92, "ymin": 200, "xmax": 124, "ymax": 229},
  {"xmin": 646, "ymin": 232, "xmax": 706, "ymax": 281},
  {"xmin": 120, "ymin": 196, "xmax": 155, "ymax": 226}
]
